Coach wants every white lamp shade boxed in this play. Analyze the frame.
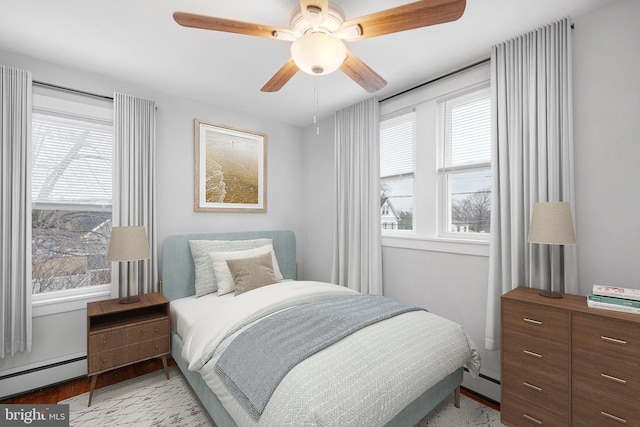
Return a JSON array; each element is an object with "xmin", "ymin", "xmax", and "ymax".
[
  {"xmin": 291, "ymin": 32, "xmax": 347, "ymax": 75},
  {"xmin": 528, "ymin": 202, "xmax": 576, "ymax": 245},
  {"xmin": 106, "ymin": 226, "xmax": 150, "ymax": 261}
]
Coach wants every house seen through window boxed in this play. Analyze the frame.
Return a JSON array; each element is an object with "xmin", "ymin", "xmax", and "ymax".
[
  {"xmin": 31, "ymin": 93, "xmax": 113, "ymax": 295},
  {"xmin": 380, "ymin": 111, "xmax": 415, "ymax": 231}
]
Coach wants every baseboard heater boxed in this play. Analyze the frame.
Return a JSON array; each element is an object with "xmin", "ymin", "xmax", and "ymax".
[
  {"xmin": 0, "ymin": 356, "xmax": 87, "ymax": 400},
  {"xmin": 463, "ymin": 367, "xmax": 501, "ymax": 407},
  {"xmin": 0, "ymin": 356, "xmax": 86, "ymax": 382}
]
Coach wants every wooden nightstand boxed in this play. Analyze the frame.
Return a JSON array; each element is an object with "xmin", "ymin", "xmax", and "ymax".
[
  {"xmin": 501, "ymin": 286, "xmax": 640, "ymax": 426},
  {"xmin": 86, "ymin": 292, "xmax": 170, "ymax": 406}
]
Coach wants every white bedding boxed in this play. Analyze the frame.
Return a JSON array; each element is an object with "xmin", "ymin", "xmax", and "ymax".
[{"xmin": 171, "ymin": 280, "xmax": 480, "ymax": 427}]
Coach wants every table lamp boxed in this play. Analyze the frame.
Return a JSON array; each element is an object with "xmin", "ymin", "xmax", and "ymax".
[
  {"xmin": 106, "ymin": 226, "xmax": 150, "ymax": 304},
  {"xmin": 528, "ymin": 202, "xmax": 576, "ymax": 298}
]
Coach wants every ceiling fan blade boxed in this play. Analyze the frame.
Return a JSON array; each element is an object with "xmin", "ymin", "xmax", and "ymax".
[
  {"xmin": 173, "ymin": 11, "xmax": 287, "ymax": 39},
  {"xmin": 341, "ymin": 0, "xmax": 466, "ymax": 40},
  {"xmin": 261, "ymin": 59, "xmax": 299, "ymax": 92},
  {"xmin": 340, "ymin": 51, "xmax": 387, "ymax": 93}
]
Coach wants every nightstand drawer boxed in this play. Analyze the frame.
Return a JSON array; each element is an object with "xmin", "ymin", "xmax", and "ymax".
[
  {"xmin": 502, "ymin": 362, "xmax": 569, "ymax": 414},
  {"xmin": 573, "ymin": 312, "xmax": 640, "ymax": 360},
  {"xmin": 573, "ymin": 348, "xmax": 640, "ymax": 404},
  {"xmin": 573, "ymin": 384, "xmax": 640, "ymax": 427},
  {"xmin": 88, "ymin": 347, "xmax": 127, "ymax": 373},
  {"xmin": 89, "ymin": 318, "xmax": 169, "ymax": 352},
  {"xmin": 501, "ymin": 392, "xmax": 569, "ymax": 427},
  {"xmin": 125, "ymin": 319, "xmax": 169, "ymax": 344},
  {"xmin": 88, "ymin": 337, "xmax": 170, "ymax": 374},
  {"xmin": 503, "ymin": 299, "xmax": 570, "ymax": 342},
  {"xmin": 503, "ymin": 329, "xmax": 569, "ymax": 377}
]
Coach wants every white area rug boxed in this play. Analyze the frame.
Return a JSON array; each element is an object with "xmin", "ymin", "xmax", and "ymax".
[
  {"xmin": 60, "ymin": 367, "xmax": 212, "ymax": 427},
  {"xmin": 416, "ymin": 393, "xmax": 502, "ymax": 426},
  {"xmin": 61, "ymin": 366, "xmax": 501, "ymax": 426}
]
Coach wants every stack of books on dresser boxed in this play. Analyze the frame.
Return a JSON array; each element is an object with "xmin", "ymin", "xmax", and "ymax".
[{"xmin": 587, "ymin": 284, "xmax": 640, "ymax": 314}]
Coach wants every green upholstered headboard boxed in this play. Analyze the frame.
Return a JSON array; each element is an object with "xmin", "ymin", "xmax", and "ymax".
[{"xmin": 160, "ymin": 230, "xmax": 296, "ymax": 301}]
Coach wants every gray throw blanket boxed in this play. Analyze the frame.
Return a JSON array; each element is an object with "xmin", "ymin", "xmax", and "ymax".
[{"xmin": 215, "ymin": 294, "xmax": 424, "ymax": 419}]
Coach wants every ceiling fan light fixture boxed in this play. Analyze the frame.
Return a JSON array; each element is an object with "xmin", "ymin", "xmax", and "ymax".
[{"xmin": 291, "ymin": 32, "xmax": 347, "ymax": 75}]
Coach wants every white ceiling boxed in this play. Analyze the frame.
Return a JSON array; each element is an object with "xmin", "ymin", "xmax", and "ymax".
[{"xmin": 0, "ymin": 0, "xmax": 615, "ymax": 127}]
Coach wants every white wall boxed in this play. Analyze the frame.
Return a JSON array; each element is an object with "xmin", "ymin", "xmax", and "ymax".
[
  {"xmin": 572, "ymin": 0, "xmax": 640, "ymax": 294},
  {"xmin": 301, "ymin": 0, "xmax": 640, "ymax": 403},
  {"xmin": 302, "ymin": 118, "xmax": 336, "ymax": 283},
  {"xmin": 0, "ymin": 49, "xmax": 304, "ymax": 397}
]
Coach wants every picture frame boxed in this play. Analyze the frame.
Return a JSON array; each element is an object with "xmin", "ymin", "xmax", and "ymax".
[{"xmin": 194, "ymin": 119, "xmax": 267, "ymax": 212}]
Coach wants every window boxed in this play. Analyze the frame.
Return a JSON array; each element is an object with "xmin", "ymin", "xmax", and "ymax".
[
  {"xmin": 31, "ymin": 90, "xmax": 113, "ymax": 298},
  {"xmin": 378, "ymin": 62, "xmax": 491, "ymax": 253},
  {"xmin": 439, "ymin": 89, "xmax": 491, "ymax": 236},
  {"xmin": 380, "ymin": 112, "xmax": 415, "ymax": 231}
]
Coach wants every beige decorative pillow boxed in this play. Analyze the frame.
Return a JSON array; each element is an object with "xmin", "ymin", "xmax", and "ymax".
[
  {"xmin": 209, "ymin": 244, "xmax": 282, "ymax": 296},
  {"xmin": 226, "ymin": 252, "xmax": 278, "ymax": 296},
  {"xmin": 188, "ymin": 238, "xmax": 272, "ymax": 297}
]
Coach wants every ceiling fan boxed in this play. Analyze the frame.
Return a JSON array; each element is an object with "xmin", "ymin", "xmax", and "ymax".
[{"xmin": 173, "ymin": 0, "xmax": 466, "ymax": 93}]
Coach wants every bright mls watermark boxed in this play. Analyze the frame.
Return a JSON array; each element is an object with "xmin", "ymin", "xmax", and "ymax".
[{"xmin": 1, "ymin": 405, "xmax": 69, "ymax": 426}]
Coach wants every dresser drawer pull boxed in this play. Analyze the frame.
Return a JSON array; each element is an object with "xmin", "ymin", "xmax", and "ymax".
[
  {"xmin": 601, "ymin": 335, "xmax": 627, "ymax": 345},
  {"xmin": 523, "ymin": 349, "xmax": 543, "ymax": 358},
  {"xmin": 601, "ymin": 411, "xmax": 627, "ymax": 424},
  {"xmin": 523, "ymin": 413, "xmax": 543, "ymax": 425},
  {"xmin": 601, "ymin": 373, "xmax": 627, "ymax": 384},
  {"xmin": 523, "ymin": 317, "xmax": 542, "ymax": 325},
  {"xmin": 523, "ymin": 382, "xmax": 542, "ymax": 392}
]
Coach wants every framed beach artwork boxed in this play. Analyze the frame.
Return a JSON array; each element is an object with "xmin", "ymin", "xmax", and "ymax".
[{"xmin": 194, "ymin": 119, "xmax": 267, "ymax": 212}]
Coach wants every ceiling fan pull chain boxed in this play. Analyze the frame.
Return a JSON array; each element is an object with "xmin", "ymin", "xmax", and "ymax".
[{"xmin": 314, "ymin": 77, "xmax": 320, "ymax": 135}]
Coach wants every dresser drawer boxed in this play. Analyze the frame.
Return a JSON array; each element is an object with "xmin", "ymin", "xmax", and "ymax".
[
  {"xmin": 501, "ymin": 392, "xmax": 569, "ymax": 427},
  {"xmin": 88, "ymin": 337, "xmax": 170, "ymax": 374},
  {"xmin": 502, "ymin": 362, "xmax": 569, "ymax": 415},
  {"xmin": 573, "ymin": 312, "xmax": 640, "ymax": 360},
  {"xmin": 503, "ymin": 329, "xmax": 569, "ymax": 377},
  {"xmin": 573, "ymin": 348, "xmax": 640, "ymax": 404},
  {"xmin": 573, "ymin": 384, "xmax": 640, "ymax": 427},
  {"xmin": 503, "ymin": 299, "xmax": 570, "ymax": 342},
  {"xmin": 89, "ymin": 318, "xmax": 169, "ymax": 353}
]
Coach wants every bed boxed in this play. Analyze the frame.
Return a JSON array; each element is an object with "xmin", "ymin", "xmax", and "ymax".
[{"xmin": 161, "ymin": 230, "xmax": 480, "ymax": 427}]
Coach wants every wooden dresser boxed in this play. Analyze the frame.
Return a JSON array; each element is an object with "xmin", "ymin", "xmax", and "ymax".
[
  {"xmin": 86, "ymin": 292, "xmax": 170, "ymax": 406},
  {"xmin": 501, "ymin": 286, "xmax": 640, "ymax": 426}
]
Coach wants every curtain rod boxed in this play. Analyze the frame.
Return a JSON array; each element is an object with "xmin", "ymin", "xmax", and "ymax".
[
  {"xmin": 382, "ymin": 20, "xmax": 576, "ymax": 103},
  {"xmin": 380, "ymin": 57, "xmax": 491, "ymax": 103},
  {"xmin": 33, "ymin": 80, "xmax": 113, "ymax": 101}
]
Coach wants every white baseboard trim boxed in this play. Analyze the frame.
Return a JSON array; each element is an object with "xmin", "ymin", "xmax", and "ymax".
[{"xmin": 0, "ymin": 357, "xmax": 87, "ymax": 400}]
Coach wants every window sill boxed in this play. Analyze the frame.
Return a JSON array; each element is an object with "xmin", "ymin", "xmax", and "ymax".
[
  {"xmin": 32, "ymin": 285, "xmax": 113, "ymax": 317},
  {"xmin": 381, "ymin": 234, "xmax": 490, "ymax": 257}
]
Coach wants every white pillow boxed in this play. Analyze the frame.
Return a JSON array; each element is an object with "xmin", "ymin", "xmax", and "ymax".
[
  {"xmin": 189, "ymin": 238, "xmax": 273, "ymax": 297},
  {"xmin": 209, "ymin": 244, "xmax": 283, "ymax": 295}
]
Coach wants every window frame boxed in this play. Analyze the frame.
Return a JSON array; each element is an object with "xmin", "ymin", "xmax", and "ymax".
[
  {"xmin": 379, "ymin": 110, "xmax": 416, "ymax": 234},
  {"xmin": 31, "ymin": 87, "xmax": 115, "ymax": 316},
  {"xmin": 379, "ymin": 62, "xmax": 491, "ymax": 256},
  {"xmin": 437, "ymin": 86, "xmax": 491, "ymax": 241}
]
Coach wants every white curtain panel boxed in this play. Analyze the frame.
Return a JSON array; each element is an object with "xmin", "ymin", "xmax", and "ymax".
[
  {"xmin": 331, "ymin": 98, "xmax": 383, "ymax": 295},
  {"xmin": 113, "ymin": 93, "xmax": 158, "ymax": 297},
  {"xmin": 0, "ymin": 65, "xmax": 32, "ymax": 358},
  {"xmin": 485, "ymin": 18, "xmax": 577, "ymax": 351}
]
